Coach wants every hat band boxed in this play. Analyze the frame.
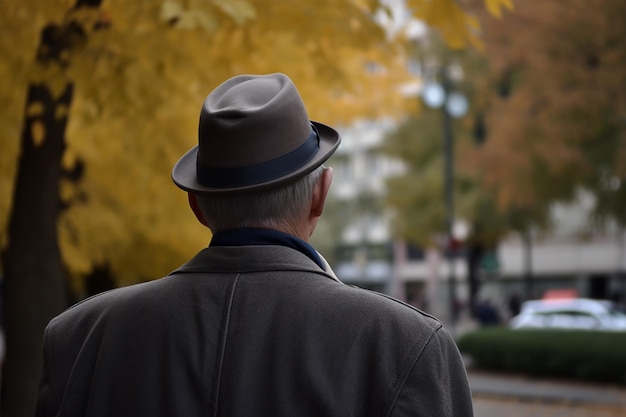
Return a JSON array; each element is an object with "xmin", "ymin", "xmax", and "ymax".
[{"xmin": 196, "ymin": 125, "xmax": 320, "ymax": 189}]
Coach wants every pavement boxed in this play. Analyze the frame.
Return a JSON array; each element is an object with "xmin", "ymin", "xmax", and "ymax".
[{"xmin": 467, "ymin": 369, "xmax": 626, "ymax": 407}]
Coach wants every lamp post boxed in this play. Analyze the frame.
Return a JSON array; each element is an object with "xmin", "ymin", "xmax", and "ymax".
[{"xmin": 421, "ymin": 65, "xmax": 468, "ymax": 325}]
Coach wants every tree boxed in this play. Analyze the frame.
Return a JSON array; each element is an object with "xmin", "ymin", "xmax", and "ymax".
[
  {"xmin": 382, "ymin": 27, "xmax": 552, "ymax": 310},
  {"xmin": 383, "ymin": 33, "xmax": 514, "ymax": 246},
  {"xmin": 1, "ymin": 2, "xmax": 107, "ymax": 416},
  {"xmin": 0, "ymin": 0, "xmax": 511, "ymax": 415},
  {"xmin": 382, "ymin": 82, "xmax": 512, "ymax": 312},
  {"xmin": 385, "ymin": 0, "xmax": 626, "ymax": 307},
  {"xmin": 467, "ymin": 0, "xmax": 626, "ymax": 227},
  {"xmin": 466, "ymin": 0, "xmax": 626, "ymax": 299}
]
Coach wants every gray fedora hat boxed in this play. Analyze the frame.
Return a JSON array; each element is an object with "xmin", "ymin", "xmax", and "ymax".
[{"xmin": 172, "ymin": 73, "xmax": 341, "ymax": 193}]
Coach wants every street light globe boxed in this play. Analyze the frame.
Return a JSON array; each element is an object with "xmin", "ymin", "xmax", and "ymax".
[
  {"xmin": 446, "ymin": 92, "xmax": 469, "ymax": 118},
  {"xmin": 422, "ymin": 82, "xmax": 445, "ymax": 108}
]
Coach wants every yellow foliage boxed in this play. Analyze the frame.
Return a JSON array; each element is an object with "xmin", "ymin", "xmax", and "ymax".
[
  {"xmin": 0, "ymin": 0, "xmax": 510, "ymax": 288},
  {"xmin": 406, "ymin": 0, "xmax": 508, "ymax": 50},
  {"xmin": 212, "ymin": 0, "xmax": 257, "ymax": 25},
  {"xmin": 485, "ymin": 0, "xmax": 514, "ymax": 18}
]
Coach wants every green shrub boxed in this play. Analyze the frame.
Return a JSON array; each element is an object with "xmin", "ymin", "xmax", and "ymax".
[{"xmin": 457, "ymin": 327, "xmax": 626, "ymax": 385}]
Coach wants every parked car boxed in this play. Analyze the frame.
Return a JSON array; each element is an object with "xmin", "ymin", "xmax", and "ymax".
[{"xmin": 509, "ymin": 298, "xmax": 626, "ymax": 331}]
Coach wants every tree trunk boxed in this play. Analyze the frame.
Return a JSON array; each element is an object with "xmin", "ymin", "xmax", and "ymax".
[
  {"xmin": 1, "ymin": 82, "xmax": 72, "ymax": 417},
  {"xmin": 1, "ymin": 2, "xmax": 102, "ymax": 415}
]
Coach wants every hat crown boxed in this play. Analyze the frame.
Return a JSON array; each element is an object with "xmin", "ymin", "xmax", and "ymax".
[
  {"xmin": 171, "ymin": 73, "xmax": 340, "ymax": 194},
  {"xmin": 198, "ymin": 74, "xmax": 311, "ymax": 169}
]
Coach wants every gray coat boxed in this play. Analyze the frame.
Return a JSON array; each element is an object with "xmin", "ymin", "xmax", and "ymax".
[{"xmin": 36, "ymin": 245, "xmax": 473, "ymax": 417}]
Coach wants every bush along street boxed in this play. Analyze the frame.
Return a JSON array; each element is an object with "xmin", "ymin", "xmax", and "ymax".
[{"xmin": 457, "ymin": 327, "xmax": 626, "ymax": 385}]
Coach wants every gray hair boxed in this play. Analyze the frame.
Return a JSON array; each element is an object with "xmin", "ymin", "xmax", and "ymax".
[{"xmin": 195, "ymin": 166, "xmax": 325, "ymax": 231}]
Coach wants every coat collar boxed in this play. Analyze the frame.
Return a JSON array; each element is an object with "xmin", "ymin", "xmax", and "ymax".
[{"xmin": 169, "ymin": 245, "xmax": 342, "ymax": 283}]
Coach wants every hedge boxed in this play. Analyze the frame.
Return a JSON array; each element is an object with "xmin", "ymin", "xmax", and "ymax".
[{"xmin": 457, "ymin": 327, "xmax": 626, "ymax": 385}]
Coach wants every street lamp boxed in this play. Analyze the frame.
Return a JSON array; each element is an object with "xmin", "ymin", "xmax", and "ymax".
[{"xmin": 421, "ymin": 65, "xmax": 468, "ymax": 325}]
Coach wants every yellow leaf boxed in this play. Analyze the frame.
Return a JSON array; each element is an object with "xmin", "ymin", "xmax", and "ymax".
[
  {"xmin": 485, "ymin": 0, "xmax": 514, "ymax": 19},
  {"xmin": 466, "ymin": 15, "xmax": 481, "ymax": 32},
  {"xmin": 60, "ymin": 180, "xmax": 75, "ymax": 204},
  {"xmin": 212, "ymin": 0, "xmax": 256, "ymax": 25},
  {"xmin": 349, "ymin": 0, "xmax": 378, "ymax": 13},
  {"xmin": 422, "ymin": 0, "xmax": 472, "ymax": 49},
  {"xmin": 61, "ymin": 149, "xmax": 76, "ymax": 171},
  {"xmin": 160, "ymin": 0, "xmax": 183, "ymax": 22}
]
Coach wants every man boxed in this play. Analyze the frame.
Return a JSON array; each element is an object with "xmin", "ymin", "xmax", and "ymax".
[{"xmin": 36, "ymin": 73, "xmax": 473, "ymax": 416}]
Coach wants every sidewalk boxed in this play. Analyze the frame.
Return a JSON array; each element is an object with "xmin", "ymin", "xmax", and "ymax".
[{"xmin": 467, "ymin": 369, "xmax": 626, "ymax": 407}]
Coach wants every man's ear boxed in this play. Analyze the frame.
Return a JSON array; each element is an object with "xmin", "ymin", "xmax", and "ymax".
[
  {"xmin": 188, "ymin": 193, "xmax": 210, "ymax": 228},
  {"xmin": 310, "ymin": 167, "xmax": 333, "ymax": 219}
]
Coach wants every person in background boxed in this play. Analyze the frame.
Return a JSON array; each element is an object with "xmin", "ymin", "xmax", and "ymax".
[
  {"xmin": 36, "ymin": 73, "xmax": 473, "ymax": 417},
  {"xmin": 508, "ymin": 292, "xmax": 522, "ymax": 318}
]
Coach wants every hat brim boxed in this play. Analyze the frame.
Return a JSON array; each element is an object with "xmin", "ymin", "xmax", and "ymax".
[{"xmin": 172, "ymin": 121, "xmax": 340, "ymax": 194}]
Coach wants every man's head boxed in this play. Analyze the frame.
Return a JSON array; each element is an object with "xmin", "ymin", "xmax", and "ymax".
[{"xmin": 171, "ymin": 73, "xmax": 340, "ymax": 238}]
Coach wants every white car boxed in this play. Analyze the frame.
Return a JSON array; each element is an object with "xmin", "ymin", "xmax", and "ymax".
[{"xmin": 509, "ymin": 298, "xmax": 626, "ymax": 331}]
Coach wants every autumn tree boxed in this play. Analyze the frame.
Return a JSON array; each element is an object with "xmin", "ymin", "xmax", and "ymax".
[
  {"xmin": 385, "ymin": 0, "xmax": 625, "ymax": 307},
  {"xmin": 382, "ymin": 31, "xmax": 512, "ymax": 314},
  {"xmin": 0, "ymin": 0, "xmax": 511, "ymax": 415},
  {"xmin": 1, "ymin": 2, "xmax": 109, "ymax": 416},
  {"xmin": 468, "ymin": 0, "xmax": 626, "ymax": 227},
  {"xmin": 467, "ymin": 0, "xmax": 626, "ymax": 299}
]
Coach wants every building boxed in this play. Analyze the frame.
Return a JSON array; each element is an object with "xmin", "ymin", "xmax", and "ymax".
[{"xmin": 312, "ymin": 119, "xmax": 401, "ymax": 294}]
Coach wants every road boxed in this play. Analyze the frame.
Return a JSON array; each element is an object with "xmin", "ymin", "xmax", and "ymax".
[
  {"xmin": 473, "ymin": 396, "xmax": 625, "ymax": 417},
  {"xmin": 468, "ymin": 369, "xmax": 626, "ymax": 417}
]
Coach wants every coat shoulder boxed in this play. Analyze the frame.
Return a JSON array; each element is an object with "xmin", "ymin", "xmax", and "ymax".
[
  {"xmin": 48, "ymin": 275, "xmax": 196, "ymax": 332},
  {"xmin": 305, "ymin": 281, "xmax": 445, "ymax": 346}
]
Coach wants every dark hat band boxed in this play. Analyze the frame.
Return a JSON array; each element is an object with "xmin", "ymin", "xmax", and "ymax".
[{"xmin": 196, "ymin": 125, "xmax": 320, "ymax": 189}]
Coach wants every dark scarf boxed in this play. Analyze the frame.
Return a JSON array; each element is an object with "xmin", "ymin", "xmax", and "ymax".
[{"xmin": 209, "ymin": 228, "xmax": 325, "ymax": 270}]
